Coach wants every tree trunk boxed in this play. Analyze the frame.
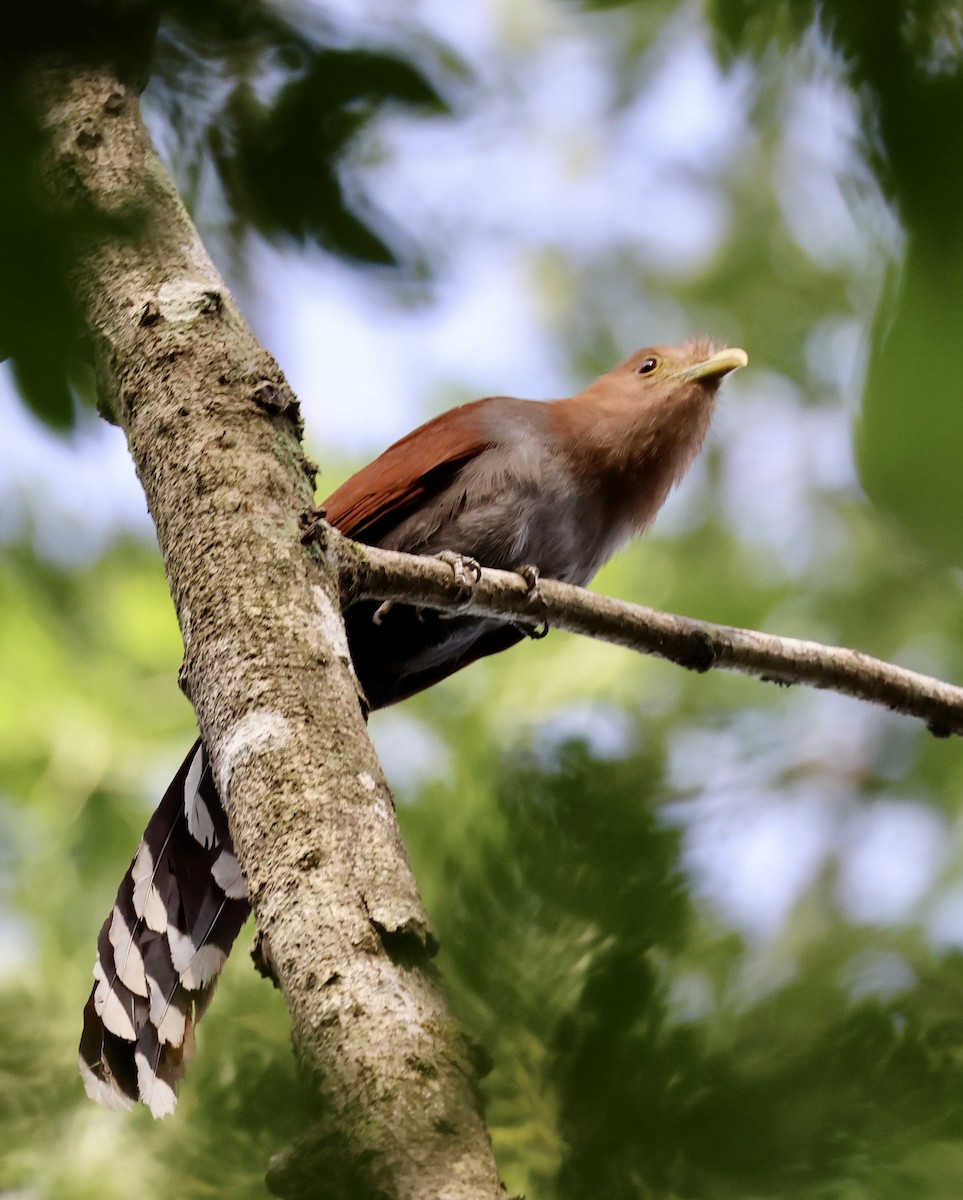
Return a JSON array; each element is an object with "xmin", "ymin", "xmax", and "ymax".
[{"xmin": 28, "ymin": 57, "xmax": 506, "ymax": 1200}]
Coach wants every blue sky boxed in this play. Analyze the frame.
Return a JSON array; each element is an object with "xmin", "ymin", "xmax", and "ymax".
[{"xmin": 1, "ymin": 1, "xmax": 768, "ymax": 559}]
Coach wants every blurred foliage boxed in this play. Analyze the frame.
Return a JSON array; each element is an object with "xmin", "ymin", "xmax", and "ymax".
[
  {"xmin": 1, "ymin": 0, "xmax": 451, "ymax": 427},
  {"xmin": 706, "ymin": 0, "xmax": 963, "ymax": 561},
  {"xmin": 0, "ymin": 543, "xmax": 314, "ymax": 1198},
  {"xmin": 9, "ymin": 492, "xmax": 963, "ymax": 1196},
  {"xmin": 208, "ymin": 45, "xmax": 442, "ymax": 261},
  {"xmin": 149, "ymin": 6, "xmax": 450, "ymax": 260},
  {"xmin": 5, "ymin": 1, "xmax": 963, "ymax": 1198},
  {"xmin": 586, "ymin": 0, "xmax": 963, "ymax": 562},
  {"xmin": 389, "ymin": 492, "xmax": 963, "ymax": 1198},
  {"xmin": 0, "ymin": 83, "xmax": 113, "ymax": 427}
]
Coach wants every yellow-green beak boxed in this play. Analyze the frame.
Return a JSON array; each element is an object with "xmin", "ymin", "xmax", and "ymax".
[{"xmin": 672, "ymin": 347, "xmax": 748, "ymax": 383}]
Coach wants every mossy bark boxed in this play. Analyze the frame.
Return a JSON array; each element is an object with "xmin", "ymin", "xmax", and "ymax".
[{"xmin": 29, "ymin": 60, "xmax": 505, "ymax": 1200}]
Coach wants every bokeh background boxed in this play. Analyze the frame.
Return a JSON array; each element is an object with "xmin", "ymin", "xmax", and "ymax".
[{"xmin": 5, "ymin": 0, "xmax": 963, "ymax": 1195}]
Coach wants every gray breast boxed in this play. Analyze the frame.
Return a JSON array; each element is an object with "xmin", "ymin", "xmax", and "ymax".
[{"xmin": 380, "ymin": 420, "xmax": 632, "ymax": 587}]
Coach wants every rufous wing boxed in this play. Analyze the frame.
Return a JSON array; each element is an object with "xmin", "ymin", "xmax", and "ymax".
[{"xmin": 323, "ymin": 398, "xmax": 496, "ymax": 543}]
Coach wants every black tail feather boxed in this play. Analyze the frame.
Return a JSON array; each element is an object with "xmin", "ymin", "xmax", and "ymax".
[{"xmin": 79, "ymin": 741, "xmax": 251, "ymax": 1117}]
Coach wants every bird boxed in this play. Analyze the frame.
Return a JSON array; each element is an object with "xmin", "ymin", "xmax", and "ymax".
[{"xmin": 78, "ymin": 338, "xmax": 747, "ymax": 1115}]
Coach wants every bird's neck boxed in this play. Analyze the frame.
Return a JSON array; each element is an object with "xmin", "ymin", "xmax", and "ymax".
[{"xmin": 550, "ymin": 381, "xmax": 716, "ymax": 532}]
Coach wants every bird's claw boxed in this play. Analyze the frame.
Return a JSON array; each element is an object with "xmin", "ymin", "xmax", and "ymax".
[
  {"xmin": 374, "ymin": 600, "xmax": 428, "ymax": 625},
  {"xmin": 437, "ymin": 551, "xmax": 482, "ymax": 614},
  {"xmin": 515, "ymin": 563, "xmax": 545, "ymax": 608},
  {"xmin": 513, "ymin": 564, "xmax": 550, "ymax": 640},
  {"xmin": 374, "ymin": 549, "xmax": 480, "ymax": 623},
  {"xmin": 372, "ymin": 601, "xmax": 394, "ymax": 625}
]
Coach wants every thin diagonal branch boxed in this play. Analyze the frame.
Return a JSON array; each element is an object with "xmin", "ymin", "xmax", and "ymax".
[{"xmin": 334, "ymin": 534, "xmax": 963, "ymax": 738}]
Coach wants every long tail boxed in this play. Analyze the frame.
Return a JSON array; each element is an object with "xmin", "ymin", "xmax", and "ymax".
[{"xmin": 79, "ymin": 741, "xmax": 251, "ymax": 1117}]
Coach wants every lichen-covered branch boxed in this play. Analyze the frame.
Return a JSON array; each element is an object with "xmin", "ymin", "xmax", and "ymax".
[
  {"xmin": 29, "ymin": 60, "xmax": 505, "ymax": 1200},
  {"xmin": 336, "ymin": 537, "xmax": 963, "ymax": 738}
]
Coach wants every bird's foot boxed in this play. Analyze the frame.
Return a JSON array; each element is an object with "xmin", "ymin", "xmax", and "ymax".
[
  {"xmin": 437, "ymin": 551, "xmax": 482, "ymax": 615},
  {"xmin": 513, "ymin": 563, "xmax": 550, "ymax": 640},
  {"xmin": 515, "ymin": 563, "xmax": 545, "ymax": 607},
  {"xmin": 375, "ymin": 547, "xmax": 481, "ymax": 622}
]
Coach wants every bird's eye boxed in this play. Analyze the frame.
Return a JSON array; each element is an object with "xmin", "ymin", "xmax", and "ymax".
[{"xmin": 637, "ymin": 356, "xmax": 659, "ymax": 375}]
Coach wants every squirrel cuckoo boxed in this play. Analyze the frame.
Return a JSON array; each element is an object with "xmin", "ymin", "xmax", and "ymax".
[{"xmin": 79, "ymin": 338, "xmax": 747, "ymax": 1115}]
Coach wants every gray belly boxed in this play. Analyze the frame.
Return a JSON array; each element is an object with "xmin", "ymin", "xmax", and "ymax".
[
  {"xmin": 351, "ymin": 437, "xmax": 633, "ymax": 707},
  {"xmin": 380, "ymin": 450, "xmax": 629, "ymax": 587}
]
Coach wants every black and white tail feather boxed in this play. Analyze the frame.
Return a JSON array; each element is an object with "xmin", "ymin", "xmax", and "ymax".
[{"xmin": 79, "ymin": 742, "xmax": 250, "ymax": 1117}]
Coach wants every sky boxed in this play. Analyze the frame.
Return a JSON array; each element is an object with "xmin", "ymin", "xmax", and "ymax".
[
  {"xmin": 0, "ymin": 0, "xmax": 933, "ymax": 954},
  {"xmin": 0, "ymin": 0, "xmax": 797, "ymax": 556},
  {"xmin": 0, "ymin": 0, "xmax": 880, "ymax": 563}
]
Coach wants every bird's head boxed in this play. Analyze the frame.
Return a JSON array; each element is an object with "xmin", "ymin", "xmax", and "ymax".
[
  {"xmin": 617, "ymin": 337, "xmax": 748, "ymax": 404},
  {"xmin": 555, "ymin": 337, "xmax": 748, "ymax": 527},
  {"xmin": 565, "ymin": 337, "xmax": 747, "ymax": 440}
]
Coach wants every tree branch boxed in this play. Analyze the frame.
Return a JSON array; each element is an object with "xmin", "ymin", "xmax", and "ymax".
[
  {"xmin": 29, "ymin": 59, "xmax": 506, "ymax": 1200},
  {"xmin": 334, "ymin": 536, "xmax": 963, "ymax": 738}
]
